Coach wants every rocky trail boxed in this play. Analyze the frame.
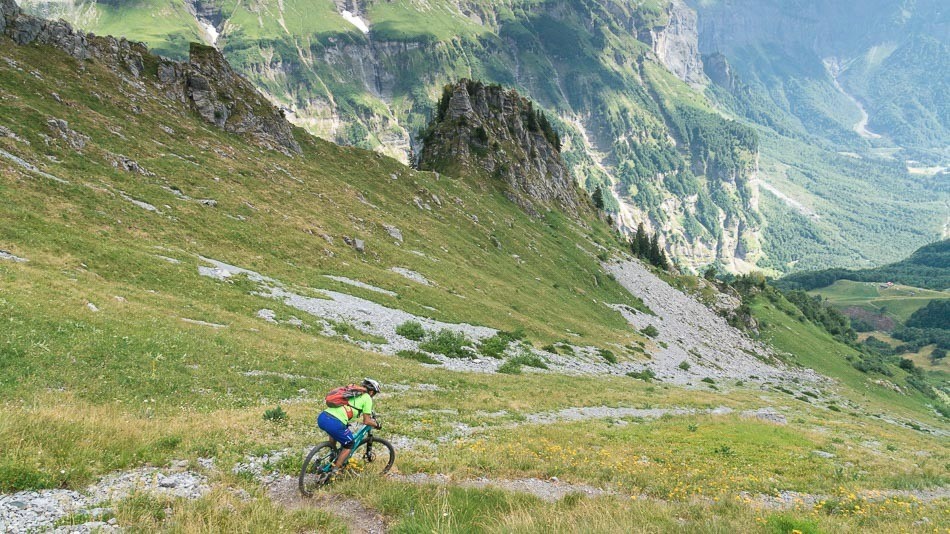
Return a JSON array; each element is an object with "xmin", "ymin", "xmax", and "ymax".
[{"xmin": 267, "ymin": 478, "xmax": 387, "ymax": 534}]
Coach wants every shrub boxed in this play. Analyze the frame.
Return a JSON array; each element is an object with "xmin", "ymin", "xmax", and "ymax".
[
  {"xmin": 640, "ymin": 325, "xmax": 659, "ymax": 338},
  {"xmin": 395, "ymin": 320, "xmax": 426, "ymax": 341},
  {"xmin": 931, "ymin": 347, "xmax": 947, "ymax": 364},
  {"xmin": 700, "ymin": 377, "xmax": 715, "ymax": 384},
  {"xmin": 599, "ymin": 348, "xmax": 617, "ymax": 364},
  {"xmin": 678, "ymin": 361, "xmax": 691, "ymax": 371},
  {"xmin": 687, "ymin": 423, "xmax": 698, "ymax": 432},
  {"xmin": 420, "ymin": 330, "xmax": 473, "ymax": 358},
  {"xmin": 556, "ymin": 343, "xmax": 575, "ymax": 356},
  {"xmin": 497, "ymin": 360, "xmax": 522, "ymax": 375},
  {"xmin": 713, "ymin": 445, "xmax": 734, "ymax": 456},
  {"xmin": 627, "ymin": 369, "xmax": 656, "ymax": 382},
  {"xmin": 478, "ymin": 334, "xmax": 510, "ymax": 358},
  {"xmin": 898, "ymin": 358, "xmax": 915, "ymax": 371},
  {"xmin": 396, "ymin": 350, "xmax": 441, "ymax": 365},
  {"xmin": 263, "ymin": 406, "xmax": 287, "ymax": 423},
  {"xmin": 509, "ymin": 353, "xmax": 548, "ymax": 369},
  {"xmin": 541, "ymin": 344, "xmax": 558, "ymax": 354}
]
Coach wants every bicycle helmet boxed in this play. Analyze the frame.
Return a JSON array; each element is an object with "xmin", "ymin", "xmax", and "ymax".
[{"xmin": 362, "ymin": 377, "xmax": 381, "ymax": 394}]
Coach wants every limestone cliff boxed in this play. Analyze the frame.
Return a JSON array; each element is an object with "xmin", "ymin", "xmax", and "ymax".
[
  {"xmin": 649, "ymin": 0, "xmax": 704, "ymax": 86},
  {"xmin": 419, "ymin": 80, "xmax": 580, "ymax": 217}
]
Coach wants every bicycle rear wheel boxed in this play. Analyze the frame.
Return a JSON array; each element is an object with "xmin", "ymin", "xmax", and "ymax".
[
  {"xmin": 345, "ymin": 437, "xmax": 395, "ymax": 477},
  {"xmin": 298, "ymin": 441, "xmax": 336, "ymax": 497}
]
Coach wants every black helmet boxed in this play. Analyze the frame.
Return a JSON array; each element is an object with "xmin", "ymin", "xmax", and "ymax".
[{"xmin": 362, "ymin": 377, "xmax": 381, "ymax": 394}]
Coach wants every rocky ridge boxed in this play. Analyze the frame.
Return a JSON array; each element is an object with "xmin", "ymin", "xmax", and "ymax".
[
  {"xmin": 419, "ymin": 80, "xmax": 581, "ymax": 217},
  {"xmin": 0, "ymin": 0, "xmax": 299, "ymax": 154}
]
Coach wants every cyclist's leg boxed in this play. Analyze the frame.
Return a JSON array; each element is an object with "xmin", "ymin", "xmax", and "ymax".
[{"xmin": 317, "ymin": 412, "xmax": 354, "ymax": 470}]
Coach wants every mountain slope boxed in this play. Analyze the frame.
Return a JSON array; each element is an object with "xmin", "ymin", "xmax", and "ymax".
[
  {"xmin": 19, "ymin": 0, "xmax": 948, "ymax": 277},
  {"xmin": 17, "ymin": 0, "xmax": 775, "ymax": 274},
  {"xmin": 1, "ymin": 5, "xmax": 949, "ymax": 532},
  {"xmin": 691, "ymin": 0, "xmax": 949, "ymax": 159}
]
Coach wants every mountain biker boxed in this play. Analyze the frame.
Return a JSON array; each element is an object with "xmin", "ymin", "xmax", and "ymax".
[{"xmin": 316, "ymin": 378, "xmax": 382, "ymax": 476}]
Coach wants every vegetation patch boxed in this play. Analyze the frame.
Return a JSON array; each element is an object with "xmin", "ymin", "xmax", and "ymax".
[
  {"xmin": 627, "ymin": 369, "xmax": 657, "ymax": 382},
  {"xmin": 395, "ymin": 320, "xmax": 426, "ymax": 341},
  {"xmin": 262, "ymin": 406, "xmax": 287, "ymax": 423},
  {"xmin": 419, "ymin": 330, "xmax": 474, "ymax": 359},
  {"xmin": 497, "ymin": 353, "xmax": 549, "ymax": 374},
  {"xmin": 396, "ymin": 350, "xmax": 441, "ymax": 365},
  {"xmin": 598, "ymin": 348, "xmax": 617, "ymax": 364}
]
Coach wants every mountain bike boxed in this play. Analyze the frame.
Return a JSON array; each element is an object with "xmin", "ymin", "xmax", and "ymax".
[{"xmin": 298, "ymin": 415, "xmax": 395, "ymax": 497}]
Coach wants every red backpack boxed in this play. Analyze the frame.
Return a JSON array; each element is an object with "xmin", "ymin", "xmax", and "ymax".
[{"xmin": 325, "ymin": 384, "xmax": 368, "ymax": 408}]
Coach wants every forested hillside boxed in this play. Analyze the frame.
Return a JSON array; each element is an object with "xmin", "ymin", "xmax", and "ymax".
[{"xmin": 778, "ymin": 239, "xmax": 950, "ymax": 291}]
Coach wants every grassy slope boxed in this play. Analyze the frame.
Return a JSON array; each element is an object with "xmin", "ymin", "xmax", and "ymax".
[
  {"xmin": 811, "ymin": 280, "xmax": 949, "ymax": 323},
  {"xmin": 1, "ymin": 37, "xmax": 948, "ymax": 532},
  {"xmin": 751, "ymin": 294, "xmax": 938, "ymax": 419}
]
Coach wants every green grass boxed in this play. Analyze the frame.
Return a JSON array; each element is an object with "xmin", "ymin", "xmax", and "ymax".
[
  {"xmin": 0, "ymin": 33, "xmax": 948, "ymax": 532},
  {"xmin": 751, "ymin": 295, "xmax": 940, "ymax": 419},
  {"xmin": 366, "ymin": 0, "xmax": 490, "ymax": 42},
  {"xmin": 396, "ymin": 350, "xmax": 441, "ymax": 365},
  {"xmin": 811, "ymin": 280, "xmax": 948, "ymax": 323}
]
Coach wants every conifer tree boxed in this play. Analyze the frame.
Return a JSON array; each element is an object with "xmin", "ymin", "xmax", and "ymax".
[
  {"xmin": 592, "ymin": 185, "xmax": 606, "ymax": 210},
  {"xmin": 634, "ymin": 223, "xmax": 649, "ymax": 257}
]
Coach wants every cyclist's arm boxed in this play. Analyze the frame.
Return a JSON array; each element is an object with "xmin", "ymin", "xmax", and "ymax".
[{"xmin": 361, "ymin": 412, "xmax": 380, "ymax": 428}]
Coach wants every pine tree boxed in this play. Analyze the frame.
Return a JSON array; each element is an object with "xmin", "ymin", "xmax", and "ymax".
[
  {"xmin": 634, "ymin": 223, "xmax": 649, "ymax": 257},
  {"xmin": 649, "ymin": 232, "xmax": 661, "ymax": 265},
  {"xmin": 592, "ymin": 185, "xmax": 605, "ymax": 210}
]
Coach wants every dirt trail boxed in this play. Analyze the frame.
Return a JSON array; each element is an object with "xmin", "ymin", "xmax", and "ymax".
[{"xmin": 268, "ymin": 477, "xmax": 387, "ymax": 533}]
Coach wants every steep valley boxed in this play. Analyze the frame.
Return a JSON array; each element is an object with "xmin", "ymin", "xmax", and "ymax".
[{"xmin": 18, "ymin": 0, "xmax": 947, "ymax": 274}]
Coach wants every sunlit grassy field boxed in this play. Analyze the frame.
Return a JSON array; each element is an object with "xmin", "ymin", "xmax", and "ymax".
[{"xmin": 0, "ymin": 35, "xmax": 948, "ymax": 532}]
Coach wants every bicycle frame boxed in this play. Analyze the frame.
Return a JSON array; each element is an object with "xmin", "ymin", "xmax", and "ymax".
[{"xmin": 320, "ymin": 423, "xmax": 374, "ymax": 473}]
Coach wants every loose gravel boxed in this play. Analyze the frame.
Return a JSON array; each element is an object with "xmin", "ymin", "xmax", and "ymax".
[
  {"xmin": 604, "ymin": 259, "xmax": 816, "ymax": 384},
  {"xmin": 0, "ymin": 465, "xmax": 209, "ymax": 533}
]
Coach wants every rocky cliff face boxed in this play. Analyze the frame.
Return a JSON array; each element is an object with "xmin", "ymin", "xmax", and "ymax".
[
  {"xmin": 649, "ymin": 0, "xmax": 704, "ymax": 86},
  {"xmin": 1, "ymin": 0, "xmax": 299, "ymax": 154},
  {"xmin": 419, "ymin": 80, "xmax": 580, "ymax": 217}
]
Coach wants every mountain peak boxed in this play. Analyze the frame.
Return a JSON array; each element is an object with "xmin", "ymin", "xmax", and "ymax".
[{"xmin": 419, "ymin": 79, "xmax": 580, "ymax": 217}]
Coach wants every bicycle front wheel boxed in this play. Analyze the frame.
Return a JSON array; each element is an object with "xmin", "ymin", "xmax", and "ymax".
[
  {"xmin": 345, "ymin": 437, "xmax": 395, "ymax": 477},
  {"xmin": 299, "ymin": 441, "xmax": 336, "ymax": 497}
]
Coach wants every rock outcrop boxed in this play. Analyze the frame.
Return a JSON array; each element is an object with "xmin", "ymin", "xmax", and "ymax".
[
  {"xmin": 650, "ymin": 0, "xmax": 704, "ymax": 86},
  {"xmin": 419, "ymin": 80, "xmax": 580, "ymax": 216},
  {"xmin": 0, "ymin": 0, "xmax": 300, "ymax": 154}
]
